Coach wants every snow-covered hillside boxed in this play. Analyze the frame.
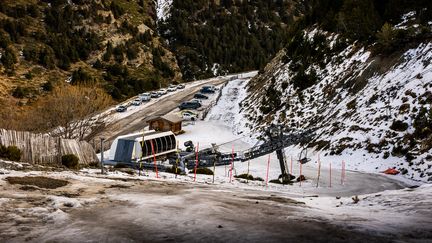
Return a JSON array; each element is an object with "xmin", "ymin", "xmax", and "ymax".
[
  {"xmin": 241, "ymin": 29, "xmax": 432, "ymax": 182},
  {"xmin": 156, "ymin": 0, "xmax": 172, "ymax": 21}
]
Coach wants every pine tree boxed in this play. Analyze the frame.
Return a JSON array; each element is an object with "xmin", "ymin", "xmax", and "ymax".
[{"xmin": 1, "ymin": 46, "xmax": 17, "ymax": 70}]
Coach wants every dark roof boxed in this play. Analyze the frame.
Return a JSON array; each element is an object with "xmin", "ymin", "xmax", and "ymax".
[{"xmin": 148, "ymin": 114, "xmax": 182, "ymax": 124}]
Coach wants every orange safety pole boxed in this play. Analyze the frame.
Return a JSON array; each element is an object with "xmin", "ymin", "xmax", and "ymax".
[
  {"xmin": 265, "ymin": 154, "xmax": 271, "ymax": 186},
  {"xmin": 329, "ymin": 162, "xmax": 332, "ymax": 188},
  {"xmin": 150, "ymin": 139, "xmax": 159, "ymax": 179},
  {"xmin": 229, "ymin": 145, "xmax": 234, "ymax": 183},
  {"xmin": 193, "ymin": 142, "xmax": 199, "ymax": 182}
]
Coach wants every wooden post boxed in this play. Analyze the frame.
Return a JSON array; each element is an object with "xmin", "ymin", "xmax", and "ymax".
[
  {"xmin": 212, "ymin": 157, "xmax": 216, "ymax": 184},
  {"xmin": 175, "ymin": 141, "xmax": 180, "ymax": 179},
  {"xmin": 100, "ymin": 138, "xmax": 105, "ymax": 174},
  {"xmin": 247, "ymin": 159, "xmax": 250, "ymax": 183},
  {"xmin": 140, "ymin": 130, "xmax": 145, "ymax": 176},
  {"xmin": 193, "ymin": 142, "xmax": 199, "ymax": 182},
  {"xmin": 57, "ymin": 137, "xmax": 62, "ymax": 165}
]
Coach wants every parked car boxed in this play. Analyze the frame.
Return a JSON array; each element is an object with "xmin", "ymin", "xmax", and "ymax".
[
  {"xmin": 182, "ymin": 112, "xmax": 197, "ymax": 121},
  {"xmin": 132, "ymin": 98, "xmax": 142, "ymax": 106},
  {"xmin": 200, "ymin": 85, "xmax": 216, "ymax": 93},
  {"xmin": 176, "ymin": 84, "xmax": 185, "ymax": 89},
  {"xmin": 139, "ymin": 93, "xmax": 151, "ymax": 102},
  {"xmin": 168, "ymin": 86, "xmax": 177, "ymax": 92},
  {"xmin": 181, "ymin": 110, "xmax": 198, "ymax": 116},
  {"xmin": 179, "ymin": 101, "xmax": 201, "ymax": 110},
  {"xmin": 194, "ymin": 93, "xmax": 209, "ymax": 99},
  {"xmin": 190, "ymin": 99, "xmax": 202, "ymax": 105},
  {"xmin": 158, "ymin": 89, "xmax": 167, "ymax": 95},
  {"xmin": 116, "ymin": 105, "xmax": 127, "ymax": 112},
  {"xmin": 150, "ymin": 91, "xmax": 160, "ymax": 98}
]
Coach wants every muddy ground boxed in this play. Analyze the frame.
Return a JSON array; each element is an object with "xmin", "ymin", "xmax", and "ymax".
[{"xmin": 1, "ymin": 168, "xmax": 429, "ymax": 243}]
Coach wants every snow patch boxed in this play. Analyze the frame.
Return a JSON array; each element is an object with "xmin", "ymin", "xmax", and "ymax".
[{"xmin": 156, "ymin": 0, "xmax": 173, "ymax": 21}]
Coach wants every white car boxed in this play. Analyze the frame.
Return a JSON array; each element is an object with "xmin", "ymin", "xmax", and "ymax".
[
  {"xmin": 182, "ymin": 113, "xmax": 197, "ymax": 121},
  {"xmin": 139, "ymin": 93, "xmax": 151, "ymax": 102},
  {"xmin": 167, "ymin": 86, "xmax": 177, "ymax": 92},
  {"xmin": 158, "ymin": 89, "xmax": 167, "ymax": 95},
  {"xmin": 132, "ymin": 98, "xmax": 142, "ymax": 106}
]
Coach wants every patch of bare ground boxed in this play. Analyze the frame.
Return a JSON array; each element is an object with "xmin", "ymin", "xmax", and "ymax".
[
  {"xmin": 5, "ymin": 176, "xmax": 68, "ymax": 189},
  {"xmin": 242, "ymin": 195, "xmax": 306, "ymax": 205}
]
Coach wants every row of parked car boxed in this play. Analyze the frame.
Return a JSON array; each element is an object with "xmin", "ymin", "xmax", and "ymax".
[
  {"xmin": 178, "ymin": 85, "xmax": 217, "ymax": 110},
  {"xmin": 116, "ymin": 84, "xmax": 186, "ymax": 112}
]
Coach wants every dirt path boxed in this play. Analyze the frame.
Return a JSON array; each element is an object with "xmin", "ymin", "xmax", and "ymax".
[{"xmin": 90, "ymin": 77, "xmax": 228, "ymax": 145}]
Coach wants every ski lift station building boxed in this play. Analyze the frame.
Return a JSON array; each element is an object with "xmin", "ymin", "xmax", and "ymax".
[{"xmin": 107, "ymin": 130, "xmax": 177, "ymax": 163}]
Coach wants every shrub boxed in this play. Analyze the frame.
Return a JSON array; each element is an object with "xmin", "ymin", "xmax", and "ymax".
[
  {"xmin": 194, "ymin": 167, "xmax": 214, "ymax": 175},
  {"xmin": 346, "ymin": 99, "xmax": 357, "ymax": 110},
  {"xmin": 88, "ymin": 161, "xmax": 100, "ymax": 168},
  {"xmin": 390, "ymin": 120, "xmax": 409, "ymax": 132},
  {"xmin": 234, "ymin": 173, "xmax": 264, "ymax": 181},
  {"xmin": 114, "ymin": 163, "xmax": 129, "ymax": 169},
  {"xmin": 61, "ymin": 154, "xmax": 79, "ymax": 169},
  {"xmin": 12, "ymin": 86, "xmax": 30, "ymax": 98},
  {"xmin": 269, "ymin": 179, "xmax": 282, "ymax": 184},
  {"xmin": 42, "ymin": 81, "xmax": 53, "ymax": 91},
  {"xmin": 165, "ymin": 166, "xmax": 182, "ymax": 174},
  {"xmin": 0, "ymin": 144, "xmax": 21, "ymax": 161}
]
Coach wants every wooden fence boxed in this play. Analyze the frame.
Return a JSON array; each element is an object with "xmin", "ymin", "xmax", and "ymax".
[{"xmin": 0, "ymin": 129, "xmax": 98, "ymax": 165}]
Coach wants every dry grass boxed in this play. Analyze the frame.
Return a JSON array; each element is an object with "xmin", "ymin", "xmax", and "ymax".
[{"xmin": 6, "ymin": 176, "xmax": 68, "ymax": 189}]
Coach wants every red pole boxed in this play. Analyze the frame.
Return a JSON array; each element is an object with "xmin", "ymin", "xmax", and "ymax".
[
  {"xmin": 329, "ymin": 162, "xmax": 332, "ymax": 188},
  {"xmin": 229, "ymin": 145, "xmax": 234, "ymax": 183},
  {"xmin": 194, "ymin": 142, "xmax": 199, "ymax": 182},
  {"xmin": 265, "ymin": 154, "xmax": 271, "ymax": 186},
  {"xmin": 150, "ymin": 139, "xmax": 159, "ymax": 178}
]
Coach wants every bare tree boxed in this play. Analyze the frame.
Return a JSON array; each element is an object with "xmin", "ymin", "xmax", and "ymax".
[{"xmin": 27, "ymin": 86, "xmax": 112, "ymax": 140}]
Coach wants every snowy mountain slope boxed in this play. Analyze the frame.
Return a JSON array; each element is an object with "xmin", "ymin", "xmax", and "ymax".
[
  {"xmin": 241, "ymin": 29, "xmax": 432, "ymax": 182},
  {"xmin": 156, "ymin": 0, "xmax": 173, "ymax": 21}
]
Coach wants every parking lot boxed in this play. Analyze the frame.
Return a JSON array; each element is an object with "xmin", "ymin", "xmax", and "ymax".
[{"xmin": 89, "ymin": 76, "xmax": 230, "ymax": 145}]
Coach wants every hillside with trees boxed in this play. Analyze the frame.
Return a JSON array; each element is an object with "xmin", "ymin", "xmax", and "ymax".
[
  {"xmin": 0, "ymin": 0, "xmax": 182, "ymax": 132},
  {"xmin": 159, "ymin": 0, "xmax": 303, "ymax": 80}
]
